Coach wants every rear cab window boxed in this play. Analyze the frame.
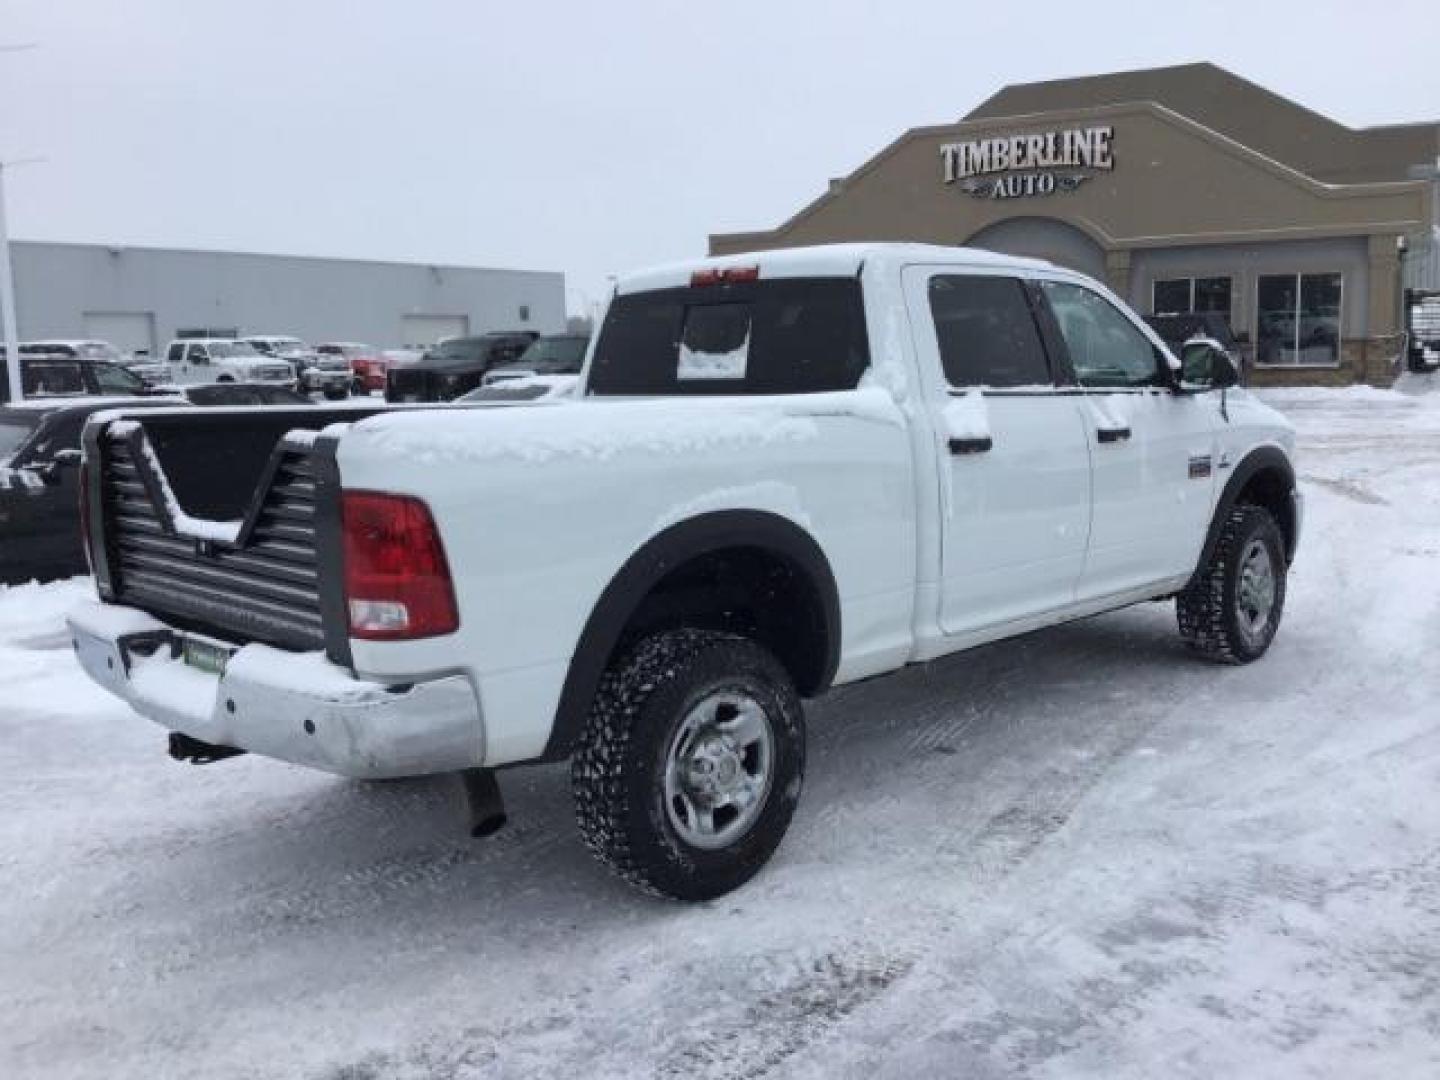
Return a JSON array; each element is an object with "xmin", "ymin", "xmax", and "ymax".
[{"xmin": 587, "ymin": 277, "xmax": 869, "ymax": 396}]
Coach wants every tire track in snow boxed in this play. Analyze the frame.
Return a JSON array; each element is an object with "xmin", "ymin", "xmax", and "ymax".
[{"xmin": 655, "ymin": 951, "xmax": 913, "ymax": 1080}]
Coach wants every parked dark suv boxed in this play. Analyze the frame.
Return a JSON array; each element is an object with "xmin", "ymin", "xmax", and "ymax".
[
  {"xmin": 385, "ymin": 332, "xmax": 539, "ymax": 402},
  {"xmin": 0, "ymin": 349, "xmax": 154, "ymax": 403},
  {"xmin": 1, "ymin": 398, "xmax": 178, "ymax": 583}
]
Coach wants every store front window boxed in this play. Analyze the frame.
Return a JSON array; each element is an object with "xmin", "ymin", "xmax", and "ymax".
[
  {"xmin": 1256, "ymin": 273, "xmax": 1342, "ymax": 366},
  {"xmin": 1152, "ymin": 276, "xmax": 1233, "ymax": 321}
]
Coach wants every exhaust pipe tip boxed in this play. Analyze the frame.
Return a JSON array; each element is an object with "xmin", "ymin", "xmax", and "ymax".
[
  {"xmin": 459, "ymin": 768, "xmax": 508, "ymax": 839},
  {"xmin": 469, "ymin": 812, "xmax": 508, "ymax": 839}
]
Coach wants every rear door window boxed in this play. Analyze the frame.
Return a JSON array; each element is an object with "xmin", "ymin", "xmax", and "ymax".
[
  {"xmin": 588, "ymin": 277, "xmax": 869, "ymax": 396},
  {"xmin": 927, "ymin": 275, "xmax": 1053, "ymax": 388}
]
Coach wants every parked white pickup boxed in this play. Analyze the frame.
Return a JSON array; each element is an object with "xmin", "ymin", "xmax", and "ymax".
[
  {"xmin": 160, "ymin": 338, "xmax": 297, "ymax": 388},
  {"xmin": 71, "ymin": 243, "xmax": 1300, "ymax": 900}
]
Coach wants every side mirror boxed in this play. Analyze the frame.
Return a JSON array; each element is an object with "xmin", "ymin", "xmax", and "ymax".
[{"xmin": 1179, "ymin": 340, "xmax": 1241, "ymax": 390}]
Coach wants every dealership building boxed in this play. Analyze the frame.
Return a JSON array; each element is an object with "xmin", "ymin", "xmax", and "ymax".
[
  {"xmin": 9, "ymin": 242, "xmax": 566, "ymax": 358},
  {"xmin": 711, "ymin": 63, "xmax": 1440, "ymax": 386}
]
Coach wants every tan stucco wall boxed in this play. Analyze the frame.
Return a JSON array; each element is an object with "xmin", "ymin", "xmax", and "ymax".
[
  {"xmin": 711, "ymin": 103, "xmax": 1432, "ymax": 261},
  {"xmin": 965, "ymin": 63, "xmax": 1439, "ymax": 186}
]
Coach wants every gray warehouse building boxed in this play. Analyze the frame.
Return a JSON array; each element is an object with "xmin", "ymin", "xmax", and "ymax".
[{"xmin": 10, "ymin": 241, "xmax": 567, "ymax": 358}]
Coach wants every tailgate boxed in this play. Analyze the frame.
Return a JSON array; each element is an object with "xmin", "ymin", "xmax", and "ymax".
[{"xmin": 84, "ymin": 407, "xmax": 387, "ymax": 660}]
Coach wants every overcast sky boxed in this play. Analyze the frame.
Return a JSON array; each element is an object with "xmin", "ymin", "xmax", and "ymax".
[{"xmin": 3, "ymin": 0, "xmax": 1437, "ymax": 316}]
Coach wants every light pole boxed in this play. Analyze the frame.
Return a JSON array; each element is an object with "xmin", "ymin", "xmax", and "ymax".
[
  {"xmin": 0, "ymin": 158, "xmax": 42, "ymax": 404},
  {"xmin": 1, "ymin": 42, "xmax": 39, "ymax": 401}
]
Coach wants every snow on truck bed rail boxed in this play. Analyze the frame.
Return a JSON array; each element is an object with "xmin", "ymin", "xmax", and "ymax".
[{"xmin": 346, "ymin": 388, "xmax": 902, "ymax": 466}]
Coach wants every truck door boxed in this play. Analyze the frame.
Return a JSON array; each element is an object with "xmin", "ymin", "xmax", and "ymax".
[
  {"xmin": 1035, "ymin": 280, "xmax": 1218, "ymax": 599},
  {"xmin": 182, "ymin": 343, "xmax": 212, "ymax": 385},
  {"xmin": 903, "ymin": 267, "xmax": 1092, "ymax": 637}
]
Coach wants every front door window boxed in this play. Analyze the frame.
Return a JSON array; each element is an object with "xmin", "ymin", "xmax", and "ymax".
[{"xmin": 1041, "ymin": 281, "xmax": 1165, "ymax": 388}]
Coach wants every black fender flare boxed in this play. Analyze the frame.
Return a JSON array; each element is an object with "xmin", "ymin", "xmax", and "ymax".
[
  {"xmin": 1191, "ymin": 446, "xmax": 1298, "ymax": 584},
  {"xmin": 542, "ymin": 510, "xmax": 841, "ymax": 761}
]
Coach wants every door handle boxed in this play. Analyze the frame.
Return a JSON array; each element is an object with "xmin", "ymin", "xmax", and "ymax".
[
  {"xmin": 949, "ymin": 436, "xmax": 993, "ymax": 455},
  {"xmin": 1096, "ymin": 426, "xmax": 1131, "ymax": 444}
]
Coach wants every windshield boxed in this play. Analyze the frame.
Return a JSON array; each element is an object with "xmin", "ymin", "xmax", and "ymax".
[
  {"xmin": 92, "ymin": 363, "xmax": 147, "ymax": 393},
  {"xmin": 0, "ymin": 418, "xmax": 38, "ymax": 464},
  {"xmin": 208, "ymin": 342, "xmax": 261, "ymax": 359},
  {"xmin": 456, "ymin": 383, "xmax": 554, "ymax": 403},
  {"xmin": 513, "ymin": 336, "xmax": 588, "ymax": 371},
  {"xmin": 432, "ymin": 340, "xmax": 479, "ymax": 359}
]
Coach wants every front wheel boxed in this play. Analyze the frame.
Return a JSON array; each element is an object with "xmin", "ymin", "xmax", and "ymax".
[
  {"xmin": 1177, "ymin": 503, "xmax": 1287, "ymax": 663},
  {"xmin": 572, "ymin": 629, "xmax": 805, "ymax": 901}
]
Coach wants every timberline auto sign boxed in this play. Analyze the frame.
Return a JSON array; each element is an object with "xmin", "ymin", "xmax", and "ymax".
[{"xmin": 940, "ymin": 125, "xmax": 1114, "ymax": 199}]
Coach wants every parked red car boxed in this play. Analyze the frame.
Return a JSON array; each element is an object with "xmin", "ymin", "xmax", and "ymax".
[{"xmin": 316, "ymin": 342, "xmax": 387, "ymax": 393}]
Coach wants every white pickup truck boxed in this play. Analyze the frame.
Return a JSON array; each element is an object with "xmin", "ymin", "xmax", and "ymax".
[
  {"xmin": 160, "ymin": 338, "xmax": 298, "ymax": 389},
  {"xmin": 69, "ymin": 244, "xmax": 1300, "ymax": 900}
]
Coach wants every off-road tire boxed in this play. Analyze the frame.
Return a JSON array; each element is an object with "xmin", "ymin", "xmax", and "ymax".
[
  {"xmin": 1177, "ymin": 503, "xmax": 1287, "ymax": 664},
  {"xmin": 571, "ymin": 629, "xmax": 805, "ymax": 901}
]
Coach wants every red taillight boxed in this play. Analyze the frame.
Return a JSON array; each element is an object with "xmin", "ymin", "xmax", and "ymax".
[
  {"xmin": 690, "ymin": 265, "xmax": 759, "ymax": 286},
  {"xmin": 341, "ymin": 491, "xmax": 458, "ymax": 640}
]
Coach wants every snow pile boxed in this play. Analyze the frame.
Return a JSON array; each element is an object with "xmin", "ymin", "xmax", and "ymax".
[{"xmin": 0, "ymin": 577, "xmax": 95, "ymax": 647}]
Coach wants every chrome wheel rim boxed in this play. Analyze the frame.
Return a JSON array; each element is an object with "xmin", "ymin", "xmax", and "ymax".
[
  {"xmin": 1236, "ymin": 538, "xmax": 1277, "ymax": 647},
  {"xmin": 663, "ymin": 690, "xmax": 775, "ymax": 851}
]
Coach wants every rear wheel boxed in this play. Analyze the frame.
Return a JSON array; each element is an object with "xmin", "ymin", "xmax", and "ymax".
[
  {"xmin": 1177, "ymin": 503, "xmax": 1287, "ymax": 663},
  {"xmin": 571, "ymin": 629, "xmax": 805, "ymax": 901}
]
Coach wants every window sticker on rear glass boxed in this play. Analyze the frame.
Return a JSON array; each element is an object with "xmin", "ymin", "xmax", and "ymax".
[{"xmin": 677, "ymin": 303, "xmax": 749, "ymax": 381}]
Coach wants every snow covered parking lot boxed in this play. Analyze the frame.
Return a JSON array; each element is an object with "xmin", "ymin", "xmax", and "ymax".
[{"xmin": 2, "ymin": 383, "xmax": 1438, "ymax": 1079}]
